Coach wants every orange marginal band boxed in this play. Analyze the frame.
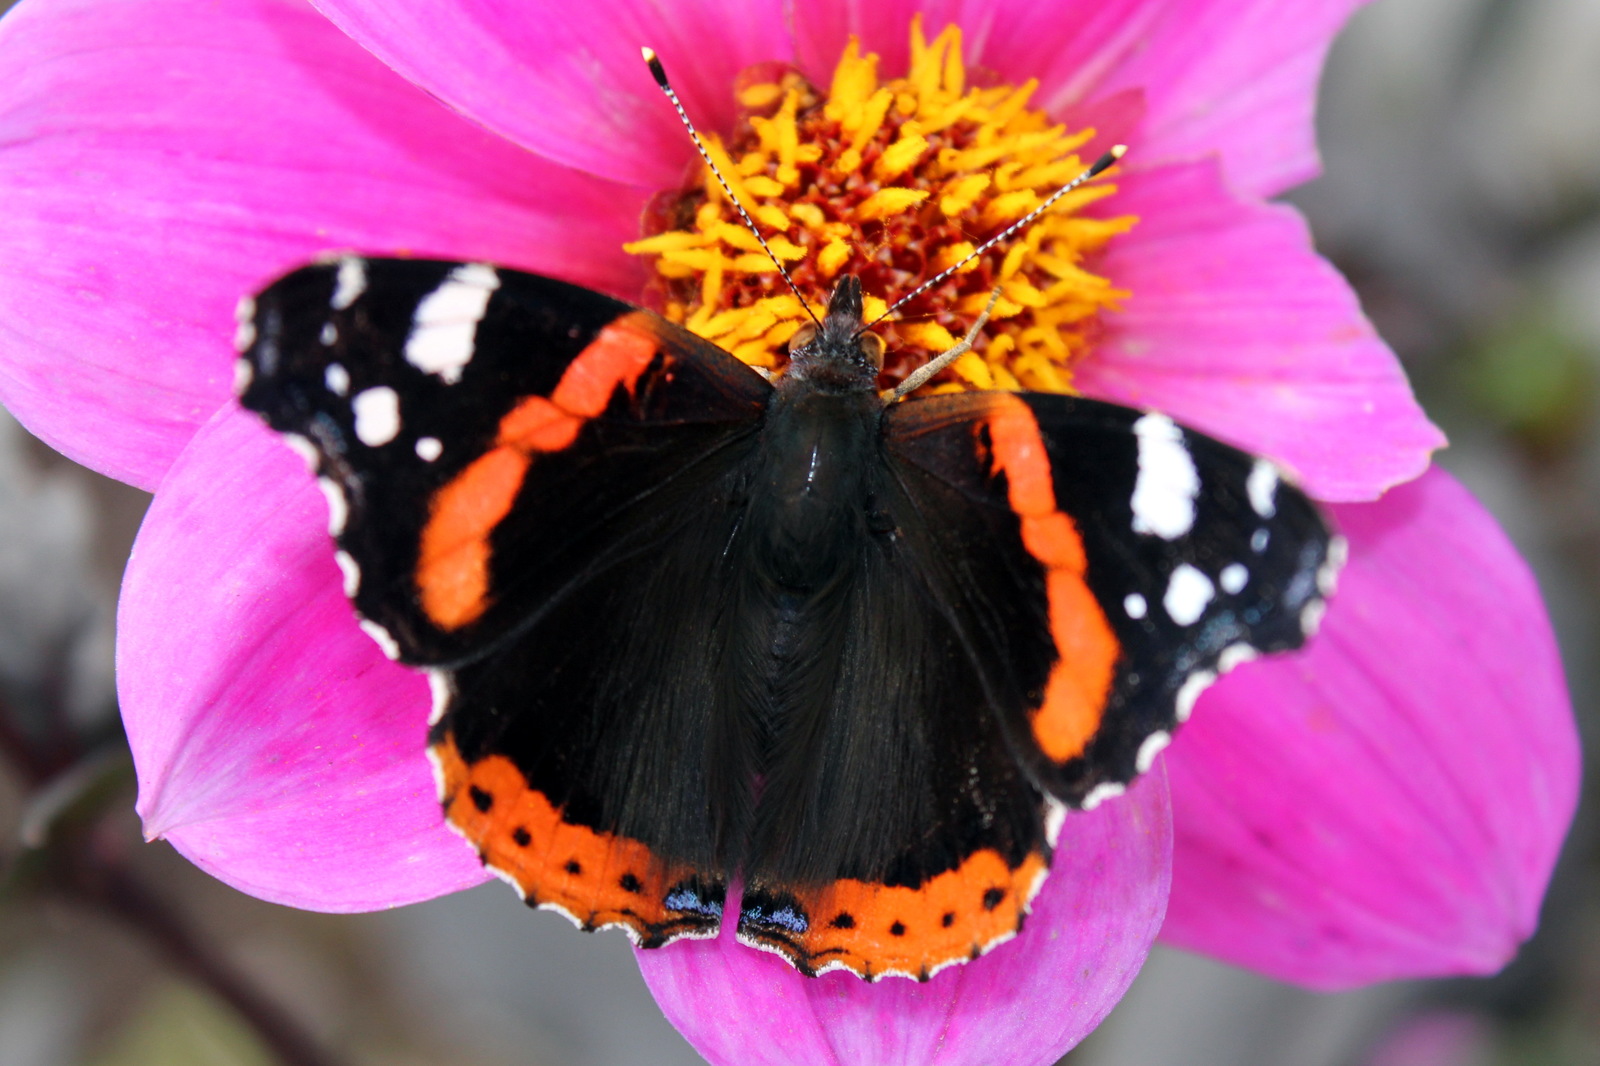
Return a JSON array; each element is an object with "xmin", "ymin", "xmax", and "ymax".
[
  {"xmin": 433, "ymin": 733, "xmax": 712, "ymax": 942},
  {"xmin": 416, "ymin": 317, "xmax": 662, "ymax": 630},
  {"xmin": 982, "ymin": 394, "xmax": 1119, "ymax": 763},
  {"xmin": 747, "ymin": 848, "xmax": 1049, "ymax": 979}
]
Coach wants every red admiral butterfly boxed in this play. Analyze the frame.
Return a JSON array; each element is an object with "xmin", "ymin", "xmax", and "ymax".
[{"xmin": 234, "ymin": 55, "xmax": 1340, "ymax": 983}]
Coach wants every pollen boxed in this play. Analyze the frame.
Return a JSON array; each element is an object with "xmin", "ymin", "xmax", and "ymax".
[{"xmin": 626, "ymin": 19, "xmax": 1138, "ymax": 392}]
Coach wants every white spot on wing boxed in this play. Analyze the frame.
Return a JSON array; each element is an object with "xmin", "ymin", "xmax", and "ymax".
[
  {"xmin": 1300, "ymin": 599, "xmax": 1327, "ymax": 636},
  {"xmin": 317, "ymin": 477, "xmax": 348, "ymax": 535},
  {"xmin": 283, "ymin": 434, "xmax": 318, "ymax": 471},
  {"xmin": 1163, "ymin": 563, "xmax": 1214, "ymax": 626},
  {"xmin": 1080, "ymin": 782, "xmax": 1125, "ymax": 811},
  {"xmin": 1218, "ymin": 643, "xmax": 1258, "ymax": 674},
  {"xmin": 1175, "ymin": 669, "xmax": 1216, "ymax": 722},
  {"xmin": 1135, "ymin": 732, "xmax": 1170, "ymax": 774},
  {"xmin": 232, "ymin": 359, "xmax": 253, "ymax": 396},
  {"xmin": 334, "ymin": 550, "xmax": 360, "ymax": 596},
  {"xmin": 331, "ymin": 257, "xmax": 366, "ymax": 310},
  {"xmin": 415, "ymin": 436, "xmax": 443, "ymax": 462},
  {"xmin": 1123, "ymin": 592, "xmax": 1147, "ymax": 619},
  {"xmin": 352, "ymin": 386, "xmax": 400, "ymax": 446},
  {"xmin": 405, "ymin": 263, "xmax": 501, "ymax": 384},
  {"xmin": 1319, "ymin": 536, "xmax": 1348, "ymax": 595},
  {"xmin": 425, "ymin": 742, "xmax": 450, "ymax": 803},
  {"xmin": 320, "ymin": 322, "xmax": 338, "ymax": 346},
  {"xmin": 1220, "ymin": 562, "xmax": 1248, "ymax": 594},
  {"xmin": 1250, "ymin": 528, "xmax": 1270, "ymax": 553},
  {"xmin": 324, "ymin": 363, "xmax": 350, "ymax": 396},
  {"xmin": 1131, "ymin": 413, "xmax": 1199, "ymax": 539},
  {"xmin": 427, "ymin": 670, "xmax": 453, "ymax": 726},
  {"xmin": 360, "ymin": 619, "xmax": 401, "ymax": 660},
  {"xmin": 1043, "ymin": 799, "xmax": 1069, "ymax": 847},
  {"xmin": 1247, "ymin": 460, "xmax": 1279, "ymax": 518},
  {"xmin": 232, "ymin": 298, "xmax": 256, "ymax": 352}
]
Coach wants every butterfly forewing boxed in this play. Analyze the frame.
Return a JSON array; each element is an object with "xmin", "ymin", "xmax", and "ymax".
[
  {"xmin": 237, "ymin": 257, "xmax": 771, "ymax": 666},
  {"xmin": 885, "ymin": 391, "xmax": 1341, "ymax": 807}
]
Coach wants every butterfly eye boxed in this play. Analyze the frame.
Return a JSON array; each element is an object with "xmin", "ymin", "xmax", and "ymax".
[
  {"xmin": 788, "ymin": 324, "xmax": 818, "ymax": 352},
  {"xmin": 858, "ymin": 332, "xmax": 885, "ymax": 370}
]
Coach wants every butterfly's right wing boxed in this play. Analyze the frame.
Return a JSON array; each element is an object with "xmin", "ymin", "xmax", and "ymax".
[{"xmin": 884, "ymin": 390, "xmax": 1341, "ymax": 807}]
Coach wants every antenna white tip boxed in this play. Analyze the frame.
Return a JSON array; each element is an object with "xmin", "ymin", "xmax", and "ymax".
[
  {"xmin": 641, "ymin": 46, "xmax": 668, "ymax": 87},
  {"xmin": 1110, "ymin": 143, "xmax": 1128, "ymax": 159}
]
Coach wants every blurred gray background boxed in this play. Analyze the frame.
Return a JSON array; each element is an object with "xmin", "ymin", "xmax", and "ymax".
[{"xmin": 1, "ymin": 0, "xmax": 1596, "ymax": 1063}]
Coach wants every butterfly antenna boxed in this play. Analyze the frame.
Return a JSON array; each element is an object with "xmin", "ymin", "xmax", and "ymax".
[
  {"xmin": 862, "ymin": 145, "xmax": 1127, "ymax": 333},
  {"xmin": 642, "ymin": 47, "xmax": 821, "ymax": 327}
]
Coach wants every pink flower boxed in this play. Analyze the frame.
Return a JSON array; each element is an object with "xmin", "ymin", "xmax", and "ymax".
[{"xmin": 0, "ymin": 0, "xmax": 1577, "ymax": 1063}]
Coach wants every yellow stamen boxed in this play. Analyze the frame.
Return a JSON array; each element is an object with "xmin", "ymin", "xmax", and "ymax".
[
  {"xmin": 856, "ymin": 187, "xmax": 929, "ymax": 222},
  {"xmin": 629, "ymin": 16, "xmax": 1137, "ymax": 393}
]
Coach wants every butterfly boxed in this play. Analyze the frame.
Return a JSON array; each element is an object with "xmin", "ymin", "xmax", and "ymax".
[{"xmin": 234, "ymin": 248, "xmax": 1340, "ymax": 981}]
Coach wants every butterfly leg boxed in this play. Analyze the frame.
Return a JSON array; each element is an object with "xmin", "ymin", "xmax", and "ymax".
[{"xmin": 885, "ymin": 287, "xmax": 1004, "ymax": 403}]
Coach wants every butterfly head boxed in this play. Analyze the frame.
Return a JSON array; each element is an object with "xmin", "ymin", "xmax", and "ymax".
[{"xmin": 781, "ymin": 276, "xmax": 886, "ymax": 393}]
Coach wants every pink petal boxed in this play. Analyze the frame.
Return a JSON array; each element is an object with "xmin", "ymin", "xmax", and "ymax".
[
  {"xmin": 791, "ymin": 0, "xmax": 1164, "ymax": 96},
  {"xmin": 311, "ymin": 0, "xmax": 793, "ymax": 189},
  {"xmin": 1078, "ymin": 159, "xmax": 1445, "ymax": 502},
  {"xmin": 0, "ymin": 0, "xmax": 646, "ymax": 490},
  {"xmin": 789, "ymin": 0, "xmax": 1362, "ymax": 196},
  {"xmin": 119, "ymin": 406, "xmax": 489, "ymax": 910},
  {"xmin": 1070, "ymin": 0, "xmax": 1369, "ymax": 196},
  {"xmin": 638, "ymin": 770, "xmax": 1171, "ymax": 1066},
  {"xmin": 1161, "ymin": 469, "xmax": 1578, "ymax": 989}
]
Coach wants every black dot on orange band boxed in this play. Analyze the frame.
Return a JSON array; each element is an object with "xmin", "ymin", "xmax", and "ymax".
[
  {"xmin": 564, "ymin": 859, "xmax": 582, "ymax": 875},
  {"xmin": 830, "ymin": 912, "xmax": 856, "ymax": 929},
  {"xmin": 512, "ymin": 826, "xmax": 531, "ymax": 847},
  {"xmin": 982, "ymin": 887, "xmax": 1006, "ymax": 910},
  {"xmin": 941, "ymin": 911, "xmax": 956, "ymax": 928},
  {"xmin": 620, "ymin": 872, "xmax": 643, "ymax": 893},
  {"xmin": 889, "ymin": 921, "xmax": 907, "ymax": 937},
  {"xmin": 469, "ymin": 785, "xmax": 493, "ymax": 812}
]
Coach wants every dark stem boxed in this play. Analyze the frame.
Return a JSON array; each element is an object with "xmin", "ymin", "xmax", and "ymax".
[
  {"xmin": 0, "ymin": 691, "xmax": 348, "ymax": 1066},
  {"xmin": 60, "ymin": 838, "xmax": 348, "ymax": 1066}
]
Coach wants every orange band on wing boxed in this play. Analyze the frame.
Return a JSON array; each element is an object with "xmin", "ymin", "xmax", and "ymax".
[
  {"xmin": 742, "ymin": 848, "xmax": 1049, "ymax": 979},
  {"xmin": 417, "ymin": 448, "xmax": 531, "ymax": 629},
  {"xmin": 983, "ymin": 395, "xmax": 1118, "ymax": 763},
  {"xmin": 432, "ymin": 734, "xmax": 718, "ymax": 944},
  {"xmin": 415, "ymin": 316, "xmax": 663, "ymax": 629}
]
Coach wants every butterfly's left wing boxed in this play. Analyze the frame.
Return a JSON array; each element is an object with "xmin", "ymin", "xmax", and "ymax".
[
  {"xmin": 236, "ymin": 256, "xmax": 774, "ymax": 949},
  {"xmin": 236, "ymin": 256, "xmax": 772, "ymax": 666},
  {"xmin": 883, "ymin": 390, "xmax": 1342, "ymax": 807}
]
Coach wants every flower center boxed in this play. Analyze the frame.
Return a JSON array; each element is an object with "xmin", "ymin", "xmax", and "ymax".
[{"xmin": 625, "ymin": 19, "xmax": 1136, "ymax": 393}]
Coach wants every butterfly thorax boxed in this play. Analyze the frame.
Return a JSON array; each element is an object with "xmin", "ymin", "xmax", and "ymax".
[
  {"xmin": 748, "ymin": 386, "xmax": 882, "ymax": 593},
  {"xmin": 742, "ymin": 275, "xmax": 891, "ymax": 593}
]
